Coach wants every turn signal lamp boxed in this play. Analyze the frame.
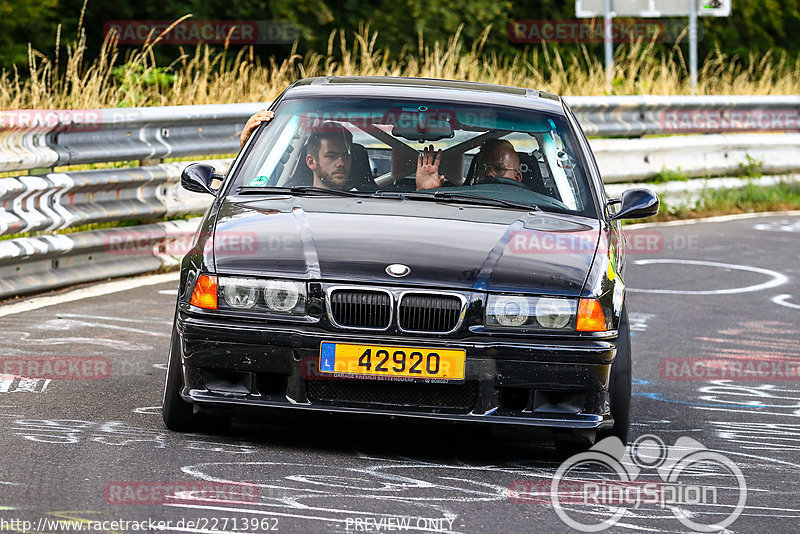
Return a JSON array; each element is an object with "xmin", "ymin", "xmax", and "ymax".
[
  {"xmin": 190, "ymin": 275, "xmax": 218, "ymax": 309},
  {"xmin": 576, "ymin": 299, "xmax": 606, "ymax": 332}
]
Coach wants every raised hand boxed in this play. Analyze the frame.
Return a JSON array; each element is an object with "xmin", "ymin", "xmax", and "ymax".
[
  {"xmin": 415, "ymin": 144, "xmax": 446, "ymax": 190},
  {"xmin": 240, "ymin": 109, "xmax": 275, "ymax": 147}
]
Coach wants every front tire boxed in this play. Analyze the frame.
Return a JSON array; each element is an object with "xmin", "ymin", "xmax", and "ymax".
[
  {"xmin": 162, "ymin": 321, "xmax": 199, "ymax": 431},
  {"xmin": 598, "ymin": 305, "xmax": 632, "ymax": 444}
]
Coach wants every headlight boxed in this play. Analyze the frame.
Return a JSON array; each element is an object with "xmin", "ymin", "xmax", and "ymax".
[
  {"xmin": 534, "ymin": 297, "xmax": 573, "ymax": 328},
  {"xmin": 264, "ymin": 280, "xmax": 305, "ymax": 313},
  {"xmin": 221, "ymin": 278, "xmax": 259, "ymax": 309},
  {"xmin": 217, "ymin": 277, "xmax": 306, "ymax": 315},
  {"xmin": 491, "ymin": 296, "xmax": 530, "ymax": 327},
  {"xmin": 486, "ymin": 295, "xmax": 576, "ymax": 330}
]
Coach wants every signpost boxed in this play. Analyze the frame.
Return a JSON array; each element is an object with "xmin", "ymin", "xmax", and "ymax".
[{"xmin": 576, "ymin": 0, "xmax": 731, "ymax": 89}]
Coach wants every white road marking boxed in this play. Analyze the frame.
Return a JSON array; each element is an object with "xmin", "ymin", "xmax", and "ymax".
[
  {"xmin": 754, "ymin": 219, "xmax": 800, "ymax": 233},
  {"xmin": 132, "ymin": 406, "xmax": 161, "ymax": 415},
  {"xmin": 772, "ymin": 294, "xmax": 800, "ymax": 310},
  {"xmin": 628, "ymin": 259, "xmax": 788, "ymax": 295},
  {"xmin": 0, "ymin": 272, "xmax": 179, "ymax": 317},
  {"xmin": 0, "ymin": 375, "xmax": 50, "ymax": 393}
]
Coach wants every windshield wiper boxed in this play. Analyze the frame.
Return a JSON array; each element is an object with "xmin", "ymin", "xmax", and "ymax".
[
  {"xmin": 371, "ymin": 189, "xmax": 537, "ymax": 211},
  {"xmin": 236, "ymin": 186, "xmax": 367, "ymax": 197},
  {"xmin": 433, "ymin": 191, "xmax": 539, "ymax": 211}
]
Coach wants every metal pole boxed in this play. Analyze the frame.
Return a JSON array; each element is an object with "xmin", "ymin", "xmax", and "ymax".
[
  {"xmin": 689, "ymin": 0, "xmax": 698, "ymax": 90},
  {"xmin": 604, "ymin": 0, "xmax": 614, "ymax": 90}
]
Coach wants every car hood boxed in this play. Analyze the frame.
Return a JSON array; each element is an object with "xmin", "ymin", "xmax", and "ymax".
[{"xmin": 212, "ymin": 196, "xmax": 600, "ymax": 296}]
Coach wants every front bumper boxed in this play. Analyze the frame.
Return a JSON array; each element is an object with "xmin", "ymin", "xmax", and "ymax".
[{"xmin": 176, "ymin": 309, "xmax": 618, "ymax": 430}]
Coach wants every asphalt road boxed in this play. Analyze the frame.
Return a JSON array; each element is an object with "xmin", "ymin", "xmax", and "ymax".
[{"xmin": 0, "ymin": 213, "xmax": 798, "ymax": 534}]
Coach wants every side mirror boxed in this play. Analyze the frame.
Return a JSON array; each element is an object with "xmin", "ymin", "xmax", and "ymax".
[
  {"xmin": 181, "ymin": 163, "xmax": 222, "ymax": 195},
  {"xmin": 610, "ymin": 188, "xmax": 659, "ymax": 220}
]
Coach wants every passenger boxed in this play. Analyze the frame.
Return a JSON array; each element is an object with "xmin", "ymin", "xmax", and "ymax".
[{"xmin": 304, "ymin": 123, "xmax": 354, "ymax": 190}]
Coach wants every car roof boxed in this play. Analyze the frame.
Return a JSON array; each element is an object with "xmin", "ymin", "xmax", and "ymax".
[{"xmin": 280, "ymin": 76, "xmax": 565, "ymax": 114}]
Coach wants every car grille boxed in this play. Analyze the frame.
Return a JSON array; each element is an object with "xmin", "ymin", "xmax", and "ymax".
[
  {"xmin": 399, "ymin": 293, "xmax": 462, "ymax": 332},
  {"xmin": 329, "ymin": 289, "xmax": 391, "ymax": 329},
  {"xmin": 306, "ymin": 379, "xmax": 478, "ymax": 412}
]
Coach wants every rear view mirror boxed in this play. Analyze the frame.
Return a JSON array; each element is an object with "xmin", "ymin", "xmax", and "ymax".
[
  {"xmin": 181, "ymin": 163, "xmax": 222, "ymax": 195},
  {"xmin": 610, "ymin": 188, "xmax": 659, "ymax": 220},
  {"xmin": 391, "ymin": 110, "xmax": 454, "ymax": 142}
]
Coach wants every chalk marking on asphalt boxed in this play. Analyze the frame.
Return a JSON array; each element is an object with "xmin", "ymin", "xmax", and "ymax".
[
  {"xmin": 754, "ymin": 219, "xmax": 800, "ymax": 233},
  {"xmin": 773, "ymin": 294, "xmax": 800, "ymax": 310},
  {"xmin": 54, "ymin": 313, "xmax": 172, "ymax": 324},
  {"xmin": 628, "ymin": 259, "xmax": 788, "ymax": 295},
  {"xmin": 0, "ymin": 272, "xmax": 179, "ymax": 317},
  {"xmin": 132, "ymin": 406, "xmax": 161, "ymax": 415},
  {"xmin": 0, "ymin": 374, "xmax": 50, "ymax": 394}
]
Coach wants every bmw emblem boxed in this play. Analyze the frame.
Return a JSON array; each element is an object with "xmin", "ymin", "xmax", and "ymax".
[{"xmin": 386, "ymin": 264, "xmax": 411, "ymax": 277}]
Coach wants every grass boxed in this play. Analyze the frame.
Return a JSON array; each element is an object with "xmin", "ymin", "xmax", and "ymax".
[
  {"xmin": 2, "ymin": 22, "xmax": 800, "ymax": 109},
  {"xmin": 651, "ymin": 180, "xmax": 800, "ymax": 221},
  {"xmin": 649, "ymin": 168, "xmax": 690, "ymax": 183}
]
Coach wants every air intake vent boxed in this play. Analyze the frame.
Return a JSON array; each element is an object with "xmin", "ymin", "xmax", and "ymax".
[
  {"xmin": 329, "ymin": 289, "xmax": 391, "ymax": 329},
  {"xmin": 306, "ymin": 379, "xmax": 478, "ymax": 412},
  {"xmin": 399, "ymin": 293, "xmax": 463, "ymax": 333}
]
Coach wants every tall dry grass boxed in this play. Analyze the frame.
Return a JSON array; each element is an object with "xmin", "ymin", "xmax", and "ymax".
[{"xmin": 2, "ymin": 23, "xmax": 799, "ymax": 109}]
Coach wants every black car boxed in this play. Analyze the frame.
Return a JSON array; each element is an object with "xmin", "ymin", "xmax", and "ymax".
[{"xmin": 163, "ymin": 76, "xmax": 658, "ymax": 448}]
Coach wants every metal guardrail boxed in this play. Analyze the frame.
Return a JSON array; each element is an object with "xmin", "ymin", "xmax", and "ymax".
[
  {"xmin": 0, "ymin": 104, "xmax": 262, "ymax": 173},
  {"xmin": 0, "ymin": 94, "xmax": 798, "ymax": 300},
  {"xmin": 0, "ymin": 218, "xmax": 200, "ymax": 299},
  {"xmin": 568, "ymin": 95, "xmax": 800, "ymax": 137},
  {"xmin": 0, "ymin": 159, "xmax": 225, "ymax": 236}
]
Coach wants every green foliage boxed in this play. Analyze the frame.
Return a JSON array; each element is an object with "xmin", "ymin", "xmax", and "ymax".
[
  {"xmin": 4, "ymin": 0, "xmax": 800, "ymax": 76},
  {"xmin": 738, "ymin": 154, "xmax": 763, "ymax": 178},
  {"xmin": 650, "ymin": 180, "xmax": 800, "ymax": 221},
  {"xmin": 111, "ymin": 63, "xmax": 177, "ymax": 107},
  {"xmin": 650, "ymin": 168, "xmax": 690, "ymax": 183},
  {"xmin": 0, "ymin": 0, "xmax": 58, "ymax": 70},
  {"xmin": 703, "ymin": 180, "xmax": 800, "ymax": 211}
]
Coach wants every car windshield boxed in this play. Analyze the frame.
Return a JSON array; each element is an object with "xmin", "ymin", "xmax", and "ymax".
[{"xmin": 229, "ymin": 97, "xmax": 597, "ymax": 217}]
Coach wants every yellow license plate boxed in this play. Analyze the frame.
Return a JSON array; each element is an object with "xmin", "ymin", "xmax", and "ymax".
[{"xmin": 318, "ymin": 342, "xmax": 465, "ymax": 380}]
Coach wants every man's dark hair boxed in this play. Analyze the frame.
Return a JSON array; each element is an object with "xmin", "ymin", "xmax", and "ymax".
[{"xmin": 306, "ymin": 122, "xmax": 353, "ymax": 158}]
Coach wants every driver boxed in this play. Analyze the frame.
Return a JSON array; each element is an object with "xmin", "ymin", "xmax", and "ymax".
[{"xmin": 471, "ymin": 139, "xmax": 523, "ymax": 184}]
